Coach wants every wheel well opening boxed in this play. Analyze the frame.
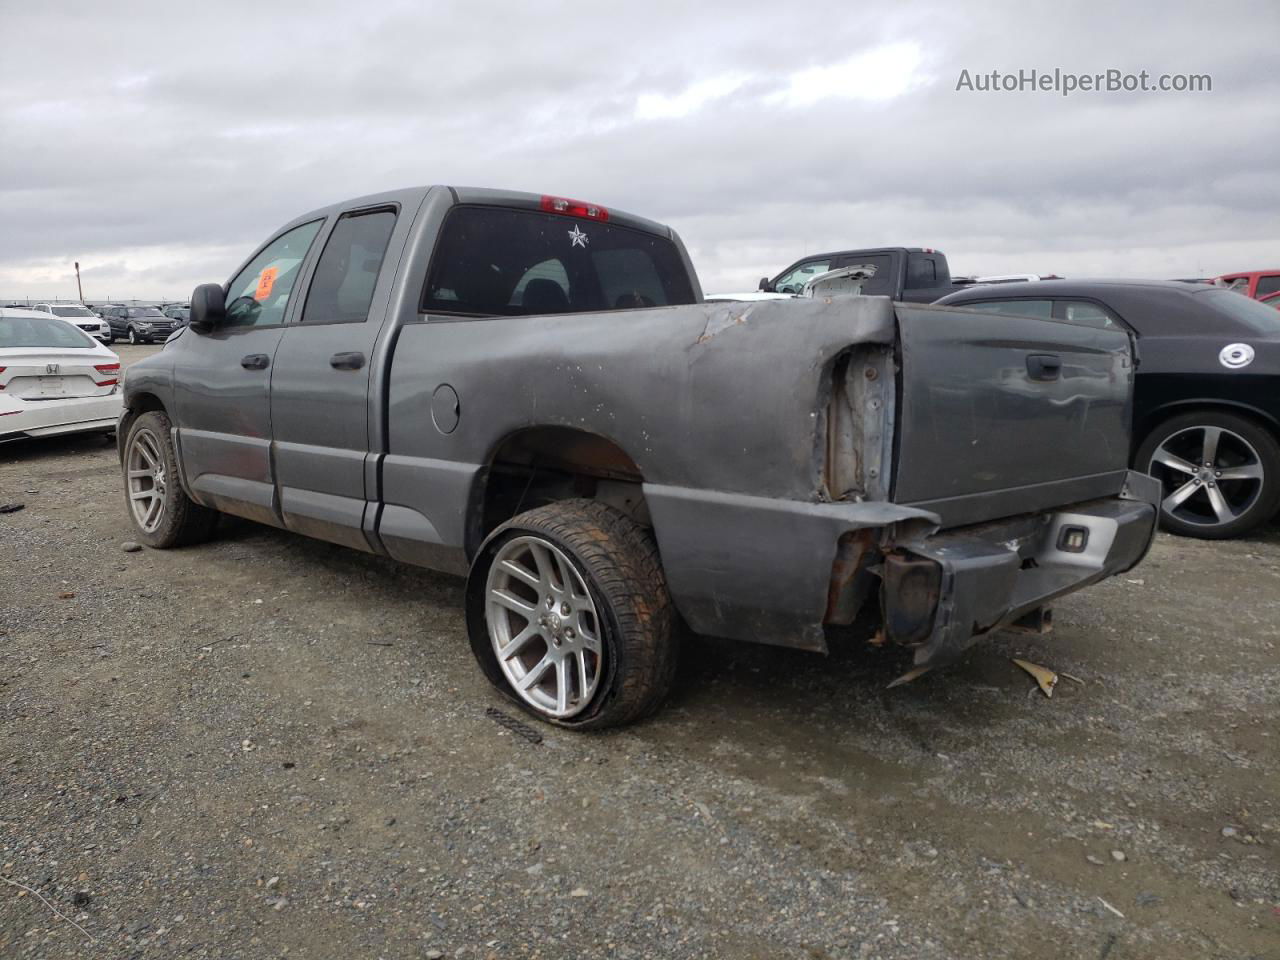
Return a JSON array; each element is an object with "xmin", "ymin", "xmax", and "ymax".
[
  {"xmin": 117, "ymin": 392, "xmax": 166, "ymax": 458},
  {"xmin": 132, "ymin": 393, "xmax": 166, "ymax": 415},
  {"xmin": 478, "ymin": 427, "xmax": 648, "ymax": 543},
  {"xmin": 1135, "ymin": 403, "xmax": 1279, "ymax": 459}
]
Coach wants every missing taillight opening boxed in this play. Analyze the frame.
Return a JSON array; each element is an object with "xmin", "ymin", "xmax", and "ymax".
[{"xmin": 540, "ymin": 195, "xmax": 610, "ymax": 222}]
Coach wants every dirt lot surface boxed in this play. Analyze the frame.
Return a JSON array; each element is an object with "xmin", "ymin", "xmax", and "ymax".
[{"xmin": 2, "ymin": 344, "xmax": 1278, "ymax": 959}]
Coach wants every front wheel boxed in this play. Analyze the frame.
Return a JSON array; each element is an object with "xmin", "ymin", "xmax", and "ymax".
[
  {"xmin": 127, "ymin": 327, "xmax": 139, "ymax": 345},
  {"xmin": 465, "ymin": 499, "xmax": 678, "ymax": 729},
  {"xmin": 122, "ymin": 410, "xmax": 218, "ymax": 548},
  {"xmin": 1136, "ymin": 410, "xmax": 1280, "ymax": 539}
]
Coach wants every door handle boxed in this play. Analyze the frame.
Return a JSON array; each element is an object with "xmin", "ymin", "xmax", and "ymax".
[
  {"xmin": 330, "ymin": 351, "xmax": 366, "ymax": 370},
  {"xmin": 241, "ymin": 353, "xmax": 270, "ymax": 370},
  {"xmin": 1026, "ymin": 354, "xmax": 1062, "ymax": 381}
]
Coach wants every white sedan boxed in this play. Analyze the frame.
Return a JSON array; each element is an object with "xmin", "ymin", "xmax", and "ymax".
[
  {"xmin": 1, "ymin": 308, "xmax": 123, "ymax": 441},
  {"xmin": 33, "ymin": 302, "xmax": 113, "ymax": 344}
]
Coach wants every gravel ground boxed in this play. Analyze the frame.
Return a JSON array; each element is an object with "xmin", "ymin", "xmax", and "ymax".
[{"xmin": 2, "ymin": 344, "xmax": 1278, "ymax": 959}]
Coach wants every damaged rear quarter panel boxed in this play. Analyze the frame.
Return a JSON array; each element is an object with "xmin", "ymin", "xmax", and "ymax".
[
  {"xmin": 386, "ymin": 295, "xmax": 901, "ymax": 501},
  {"xmin": 383, "ymin": 296, "xmax": 919, "ymax": 649}
]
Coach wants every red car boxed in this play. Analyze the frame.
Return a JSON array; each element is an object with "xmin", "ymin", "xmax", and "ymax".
[
  {"xmin": 1262, "ymin": 291, "xmax": 1280, "ymax": 309},
  {"xmin": 1213, "ymin": 269, "xmax": 1280, "ymax": 300}
]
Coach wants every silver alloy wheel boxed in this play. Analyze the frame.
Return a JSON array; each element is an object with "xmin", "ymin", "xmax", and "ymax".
[
  {"xmin": 485, "ymin": 535, "xmax": 603, "ymax": 719},
  {"xmin": 1148, "ymin": 425, "xmax": 1264, "ymax": 528},
  {"xmin": 126, "ymin": 428, "xmax": 168, "ymax": 533},
  {"xmin": 129, "ymin": 327, "xmax": 138, "ymax": 344}
]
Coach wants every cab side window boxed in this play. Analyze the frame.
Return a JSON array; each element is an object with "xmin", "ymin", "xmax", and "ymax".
[
  {"xmin": 300, "ymin": 208, "xmax": 398, "ymax": 324},
  {"xmin": 905, "ymin": 254, "xmax": 936, "ymax": 290},
  {"xmin": 774, "ymin": 259, "xmax": 832, "ymax": 294},
  {"xmin": 1256, "ymin": 275, "xmax": 1280, "ymax": 297},
  {"xmin": 224, "ymin": 220, "xmax": 323, "ymax": 328}
]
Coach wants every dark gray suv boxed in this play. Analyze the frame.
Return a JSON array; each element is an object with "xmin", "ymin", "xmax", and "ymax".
[{"xmin": 102, "ymin": 305, "xmax": 178, "ymax": 344}]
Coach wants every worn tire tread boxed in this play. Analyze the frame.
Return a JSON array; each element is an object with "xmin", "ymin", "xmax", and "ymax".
[
  {"xmin": 123, "ymin": 410, "xmax": 219, "ymax": 549},
  {"xmin": 476, "ymin": 499, "xmax": 677, "ymax": 729}
]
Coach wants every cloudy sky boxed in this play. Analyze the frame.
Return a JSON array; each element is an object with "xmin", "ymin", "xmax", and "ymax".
[{"xmin": 1, "ymin": 0, "xmax": 1276, "ymax": 301}]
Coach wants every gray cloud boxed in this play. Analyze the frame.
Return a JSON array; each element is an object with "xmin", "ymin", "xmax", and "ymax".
[{"xmin": 1, "ymin": 0, "xmax": 1277, "ymax": 300}]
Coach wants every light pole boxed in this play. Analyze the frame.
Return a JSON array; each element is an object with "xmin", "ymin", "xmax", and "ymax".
[{"xmin": 75, "ymin": 262, "xmax": 84, "ymax": 303}]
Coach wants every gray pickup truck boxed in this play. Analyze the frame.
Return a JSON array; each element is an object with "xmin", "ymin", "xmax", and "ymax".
[{"xmin": 119, "ymin": 186, "xmax": 1159, "ymax": 728}]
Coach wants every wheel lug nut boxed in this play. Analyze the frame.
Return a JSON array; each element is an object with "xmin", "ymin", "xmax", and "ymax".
[
  {"xmin": 545, "ymin": 597, "xmax": 554, "ymax": 609},
  {"xmin": 560, "ymin": 602, "xmax": 571, "ymax": 616},
  {"xmin": 565, "ymin": 628, "xmax": 575, "ymax": 640}
]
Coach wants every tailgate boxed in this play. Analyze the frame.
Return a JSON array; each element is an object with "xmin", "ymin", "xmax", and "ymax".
[{"xmin": 892, "ymin": 304, "xmax": 1134, "ymax": 528}]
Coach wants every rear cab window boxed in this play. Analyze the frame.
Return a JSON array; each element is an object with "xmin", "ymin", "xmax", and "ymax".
[{"xmin": 422, "ymin": 207, "xmax": 695, "ymax": 317}]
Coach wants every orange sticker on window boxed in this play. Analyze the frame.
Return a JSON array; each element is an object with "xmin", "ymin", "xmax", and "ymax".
[{"xmin": 254, "ymin": 266, "xmax": 279, "ymax": 301}]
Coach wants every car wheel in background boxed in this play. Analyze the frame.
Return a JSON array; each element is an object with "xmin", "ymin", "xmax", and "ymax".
[
  {"xmin": 465, "ymin": 499, "xmax": 678, "ymax": 729},
  {"xmin": 1137, "ymin": 410, "xmax": 1280, "ymax": 539},
  {"xmin": 122, "ymin": 410, "xmax": 218, "ymax": 548},
  {"xmin": 128, "ymin": 326, "xmax": 139, "ymax": 345}
]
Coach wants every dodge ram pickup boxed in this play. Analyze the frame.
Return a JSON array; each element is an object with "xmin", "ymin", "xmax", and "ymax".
[
  {"xmin": 119, "ymin": 186, "xmax": 1160, "ymax": 729},
  {"xmin": 760, "ymin": 246, "xmax": 957, "ymax": 302}
]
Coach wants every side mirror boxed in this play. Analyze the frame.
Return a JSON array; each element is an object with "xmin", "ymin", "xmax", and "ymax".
[
  {"xmin": 188, "ymin": 283, "xmax": 226, "ymax": 332},
  {"xmin": 758, "ymin": 276, "xmax": 772, "ymax": 292}
]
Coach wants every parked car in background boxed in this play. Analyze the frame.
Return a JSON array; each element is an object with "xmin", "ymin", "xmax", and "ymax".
[
  {"xmin": 100, "ymin": 305, "xmax": 179, "ymax": 344},
  {"xmin": 971, "ymin": 273, "xmax": 1064, "ymax": 285},
  {"xmin": 1261, "ymin": 291, "xmax": 1280, "ymax": 310},
  {"xmin": 759, "ymin": 247, "xmax": 955, "ymax": 302},
  {"xmin": 32, "ymin": 302, "xmax": 113, "ymax": 343},
  {"xmin": 936, "ymin": 279, "xmax": 1280, "ymax": 539},
  {"xmin": 0, "ymin": 309, "xmax": 122, "ymax": 441},
  {"xmin": 1213, "ymin": 269, "xmax": 1280, "ymax": 300},
  {"xmin": 708, "ymin": 265, "xmax": 878, "ymax": 302},
  {"xmin": 118, "ymin": 185, "xmax": 1157, "ymax": 728},
  {"xmin": 161, "ymin": 302, "xmax": 191, "ymax": 324}
]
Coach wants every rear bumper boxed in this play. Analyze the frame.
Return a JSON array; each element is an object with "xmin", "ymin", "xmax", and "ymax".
[
  {"xmin": 0, "ymin": 393, "xmax": 123, "ymax": 441},
  {"xmin": 882, "ymin": 471, "xmax": 1160, "ymax": 669},
  {"xmin": 645, "ymin": 471, "xmax": 1159, "ymax": 661}
]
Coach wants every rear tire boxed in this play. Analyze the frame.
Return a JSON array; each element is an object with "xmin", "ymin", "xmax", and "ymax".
[
  {"xmin": 1136, "ymin": 410, "xmax": 1280, "ymax": 539},
  {"xmin": 465, "ymin": 499, "xmax": 678, "ymax": 730},
  {"xmin": 122, "ymin": 410, "xmax": 218, "ymax": 548}
]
